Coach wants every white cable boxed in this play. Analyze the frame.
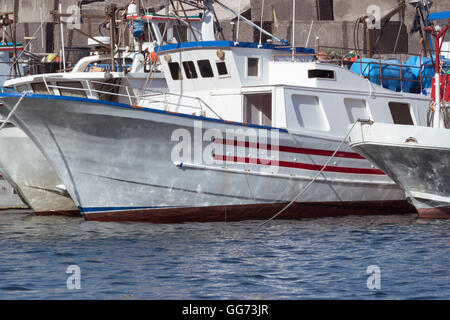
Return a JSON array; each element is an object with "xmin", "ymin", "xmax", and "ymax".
[
  {"xmin": 0, "ymin": 92, "xmax": 27, "ymax": 131},
  {"xmin": 257, "ymin": 120, "xmax": 359, "ymax": 228}
]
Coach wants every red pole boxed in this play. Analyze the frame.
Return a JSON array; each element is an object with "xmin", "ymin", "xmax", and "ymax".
[{"xmin": 434, "ymin": 25, "xmax": 449, "ymax": 73}]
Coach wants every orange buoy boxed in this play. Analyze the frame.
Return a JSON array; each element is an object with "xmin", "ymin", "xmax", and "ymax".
[{"xmin": 150, "ymin": 51, "xmax": 158, "ymax": 62}]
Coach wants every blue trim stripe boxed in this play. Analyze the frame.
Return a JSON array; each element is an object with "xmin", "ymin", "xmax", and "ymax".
[
  {"xmin": 156, "ymin": 40, "xmax": 315, "ymax": 54},
  {"xmin": 0, "ymin": 92, "xmax": 288, "ymax": 132},
  {"xmin": 78, "ymin": 206, "xmax": 170, "ymax": 213}
]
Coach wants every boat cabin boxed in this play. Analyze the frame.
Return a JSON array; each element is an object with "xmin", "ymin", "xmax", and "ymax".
[{"xmin": 150, "ymin": 40, "xmax": 430, "ymax": 137}]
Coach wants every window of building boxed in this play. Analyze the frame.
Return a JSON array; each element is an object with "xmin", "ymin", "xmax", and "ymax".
[
  {"xmin": 182, "ymin": 61, "xmax": 198, "ymax": 79},
  {"xmin": 168, "ymin": 62, "xmax": 183, "ymax": 80},
  {"xmin": 197, "ymin": 60, "xmax": 214, "ymax": 78},
  {"xmin": 388, "ymin": 102, "xmax": 414, "ymax": 125}
]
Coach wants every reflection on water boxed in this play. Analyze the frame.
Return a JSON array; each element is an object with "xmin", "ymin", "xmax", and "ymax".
[{"xmin": 0, "ymin": 210, "xmax": 449, "ymax": 299}]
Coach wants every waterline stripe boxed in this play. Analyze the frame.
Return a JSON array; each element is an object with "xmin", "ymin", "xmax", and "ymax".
[{"xmin": 78, "ymin": 206, "xmax": 172, "ymax": 213}]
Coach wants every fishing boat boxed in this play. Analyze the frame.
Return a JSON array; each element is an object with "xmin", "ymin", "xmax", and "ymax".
[
  {"xmin": 0, "ymin": 122, "xmax": 78, "ymax": 215},
  {"xmin": 0, "ymin": 5, "xmax": 206, "ymax": 216},
  {"xmin": 0, "ymin": 40, "xmax": 30, "ymax": 210},
  {"xmin": 349, "ymin": 12, "xmax": 450, "ymax": 219},
  {"xmin": 0, "ymin": 1, "xmax": 439, "ymax": 222}
]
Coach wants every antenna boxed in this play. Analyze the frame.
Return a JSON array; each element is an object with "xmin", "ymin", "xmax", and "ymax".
[{"xmin": 59, "ymin": 0, "xmax": 66, "ymax": 72}]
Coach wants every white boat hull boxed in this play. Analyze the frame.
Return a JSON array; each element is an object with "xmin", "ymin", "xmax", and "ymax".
[
  {"xmin": 349, "ymin": 122, "xmax": 450, "ymax": 219},
  {"xmin": 0, "ymin": 94, "xmax": 415, "ymax": 222},
  {"xmin": 0, "ymin": 125, "xmax": 79, "ymax": 216},
  {"xmin": 0, "ymin": 178, "xmax": 27, "ymax": 209}
]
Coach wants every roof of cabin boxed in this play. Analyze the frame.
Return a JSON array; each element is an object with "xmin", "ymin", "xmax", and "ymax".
[{"xmin": 156, "ymin": 40, "xmax": 315, "ymax": 54}]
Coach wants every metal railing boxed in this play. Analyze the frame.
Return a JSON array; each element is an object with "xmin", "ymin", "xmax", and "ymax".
[
  {"xmin": 272, "ymin": 46, "xmax": 450, "ymax": 95},
  {"xmin": 37, "ymin": 76, "xmax": 223, "ymax": 119}
]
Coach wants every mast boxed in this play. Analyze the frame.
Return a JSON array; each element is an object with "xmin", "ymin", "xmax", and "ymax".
[
  {"xmin": 425, "ymin": 23, "xmax": 449, "ymax": 128},
  {"xmin": 59, "ymin": 0, "xmax": 66, "ymax": 72},
  {"xmin": 106, "ymin": 4, "xmax": 117, "ymax": 72}
]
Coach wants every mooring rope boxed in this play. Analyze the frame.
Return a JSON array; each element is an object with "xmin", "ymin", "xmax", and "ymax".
[
  {"xmin": 257, "ymin": 120, "xmax": 359, "ymax": 228},
  {"xmin": 0, "ymin": 92, "xmax": 27, "ymax": 131}
]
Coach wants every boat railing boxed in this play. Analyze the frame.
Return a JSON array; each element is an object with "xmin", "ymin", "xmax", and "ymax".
[
  {"xmin": 40, "ymin": 76, "xmax": 222, "ymax": 119},
  {"xmin": 273, "ymin": 46, "xmax": 450, "ymax": 94}
]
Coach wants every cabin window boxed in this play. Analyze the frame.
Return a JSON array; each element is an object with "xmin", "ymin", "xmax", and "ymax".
[
  {"xmin": 291, "ymin": 94, "xmax": 329, "ymax": 131},
  {"xmin": 182, "ymin": 61, "xmax": 198, "ymax": 79},
  {"xmin": 31, "ymin": 82, "xmax": 49, "ymax": 95},
  {"xmin": 197, "ymin": 60, "xmax": 214, "ymax": 78},
  {"xmin": 308, "ymin": 69, "xmax": 335, "ymax": 79},
  {"xmin": 173, "ymin": 25, "xmax": 188, "ymax": 43},
  {"xmin": 388, "ymin": 102, "xmax": 414, "ymax": 125},
  {"xmin": 16, "ymin": 84, "xmax": 29, "ymax": 93},
  {"xmin": 243, "ymin": 93, "xmax": 272, "ymax": 126},
  {"xmin": 344, "ymin": 98, "xmax": 370, "ymax": 123},
  {"xmin": 168, "ymin": 62, "xmax": 183, "ymax": 80},
  {"xmin": 56, "ymin": 81, "xmax": 87, "ymax": 98},
  {"xmin": 247, "ymin": 57, "xmax": 259, "ymax": 77},
  {"xmin": 216, "ymin": 61, "xmax": 229, "ymax": 76},
  {"xmin": 93, "ymin": 79, "xmax": 120, "ymax": 102}
]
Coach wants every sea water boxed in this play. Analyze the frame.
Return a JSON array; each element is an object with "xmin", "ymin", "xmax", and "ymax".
[{"xmin": 0, "ymin": 210, "xmax": 448, "ymax": 299}]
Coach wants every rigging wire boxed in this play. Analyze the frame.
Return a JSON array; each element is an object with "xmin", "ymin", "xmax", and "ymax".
[
  {"xmin": 257, "ymin": 120, "xmax": 360, "ymax": 228},
  {"xmin": 235, "ymin": 0, "xmax": 241, "ymax": 43}
]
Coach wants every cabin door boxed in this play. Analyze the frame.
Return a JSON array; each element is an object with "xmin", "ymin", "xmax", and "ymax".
[{"xmin": 243, "ymin": 93, "xmax": 272, "ymax": 127}]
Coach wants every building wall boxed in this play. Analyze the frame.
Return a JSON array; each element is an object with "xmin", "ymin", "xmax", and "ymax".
[
  {"xmin": 1, "ymin": 0, "xmax": 450, "ymax": 57},
  {"xmin": 243, "ymin": 0, "xmax": 450, "ymax": 54}
]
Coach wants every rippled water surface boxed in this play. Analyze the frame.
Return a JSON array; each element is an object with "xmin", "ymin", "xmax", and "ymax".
[{"xmin": 0, "ymin": 210, "xmax": 449, "ymax": 299}]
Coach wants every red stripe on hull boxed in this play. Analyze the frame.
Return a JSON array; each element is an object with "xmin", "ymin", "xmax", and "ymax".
[
  {"xmin": 213, "ymin": 155, "xmax": 385, "ymax": 175},
  {"xmin": 82, "ymin": 201, "xmax": 416, "ymax": 223},
  {"xmin": 35, "ymin": 210, "xmax": 82, "ymax": 217},
  {"xmin": 417, "ymin": 207, "xmax": 450, "ymax": 219},
  {"xmin": 214, "ymin": 139, "xmax": 366, "ymax": 159}
]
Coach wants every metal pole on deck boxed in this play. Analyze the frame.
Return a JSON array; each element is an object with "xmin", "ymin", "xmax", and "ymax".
[
  {"xmin": 292, "ymin": 0, "xmax": 295, "ymax": 61},
  {"xmin": 59, "ymin": 0, "xmax": 66, "ymax": 72},
  {"xmin": 106, "ymin": 4, "xmax": 117, "ymax": 72}
]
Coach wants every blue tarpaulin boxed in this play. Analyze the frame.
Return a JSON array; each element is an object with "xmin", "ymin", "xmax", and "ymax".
[{"xmin": 427, "ymin": 11, "xmax": 450, "ymax": 21}]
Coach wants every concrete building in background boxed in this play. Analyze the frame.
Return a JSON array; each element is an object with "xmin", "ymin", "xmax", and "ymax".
[{"xmin": 1, "ymin": 0, "xmax": 449, "ymax": 63}]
